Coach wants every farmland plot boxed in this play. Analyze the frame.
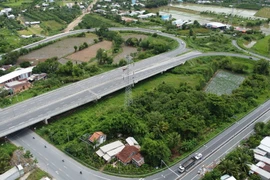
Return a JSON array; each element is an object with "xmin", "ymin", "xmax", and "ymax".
[{"xmin": 205, "ymin": 70, "xmax": 245, "ymax": 95}]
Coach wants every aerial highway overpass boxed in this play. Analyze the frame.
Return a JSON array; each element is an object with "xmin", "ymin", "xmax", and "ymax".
[
  {"xmin": 0, "ymin": 50, "xmax": 256, "ymax": 138},
  {"xmin": 1, "ymin": 28, "xmax": 268, "ymax": 180}
]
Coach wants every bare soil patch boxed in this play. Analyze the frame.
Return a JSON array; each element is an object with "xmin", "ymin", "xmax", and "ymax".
[
  {"xmin": 18, "ymin": 34, "xmax": 98, "ymax": 64},
  {"xmin": 66, "ymin": 41, "xmax": 112, "ymax": 62},
  {"xmin": 114, "ymin": 46, "xmax": 138, "ymax": 63},
  {"xmin": 243, "ymin": 41, "xmax": 257, "ymax": 48}
]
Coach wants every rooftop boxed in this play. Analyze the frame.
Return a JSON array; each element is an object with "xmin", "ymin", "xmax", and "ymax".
[
  {"xmin": 116, "ymin": 145, "xmax": 139, "ymax": 163},
  {"xmin": 0, "ymin": 66, "xmax": 34, "ymax": 84},
  {"xmin": 89, "ymin": 131, "xmax": 104, "ymax": 142},
  {"xmin": 99, "ymin": 140, "xmax": 124, "ymax": 153},
  {"xmin": 126, "ymin": 137, "xmax": 139, "ymax": 146},
  {"xmin": 250, "ymin": 164, "xmax": 270, "ymax": 179}
]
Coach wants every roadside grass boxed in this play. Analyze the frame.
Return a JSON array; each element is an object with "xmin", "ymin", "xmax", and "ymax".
[
  {"xmin": 251, "ymin": 35, "xmax": 270, "ymax": 56},
  {"xmin": 255, "ymin": 7, "xmax": 270, "ymax": 18},
  {"xmin": 26, "ymin": 168, "xmax": 51, "ymax": 180},
  {"xmin": 0, "ymin": 141, "xmax": 17, "ymax": 174}
]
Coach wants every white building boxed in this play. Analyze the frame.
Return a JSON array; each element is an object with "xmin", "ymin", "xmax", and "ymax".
[
  {"xmin": 0, "ymin": 67, "xmax": 34, "ymax": 86},
  {"xmin": 96, "ymin": 140, "xmax": 125, "ymax": 162},
  {"xmin": 258, "ymin": 136, "xmax": 270, "ymax": 154}
]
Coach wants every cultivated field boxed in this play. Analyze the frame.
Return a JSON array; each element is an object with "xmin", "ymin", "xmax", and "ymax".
[
  {"xmin": 114, "ymin": 46, "xmax": 137, "ymax": 63},
  {"xmin": 18, "ymin": 34, "xmax": 98, "ymax": 64},
  {"xmin": 66, "ymin": 41, "xmax": 112, "ymax": 62},
  {"xmin": 204, "ymin": 70, "xmax": 245, "ymax": 95},
  {"xmin": 121, "ymin": 34, "xmax": 148, "ymax": 40}
]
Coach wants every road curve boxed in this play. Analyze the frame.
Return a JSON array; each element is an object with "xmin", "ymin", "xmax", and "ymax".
[{"xmin": 232, "ymin": 40, "xmax": 270, "ymax": 61}]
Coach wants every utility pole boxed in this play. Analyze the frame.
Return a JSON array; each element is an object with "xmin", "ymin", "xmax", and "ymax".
[{"xmin": 124, "ymin": 55, "xmax": 134, "ymax": 108}]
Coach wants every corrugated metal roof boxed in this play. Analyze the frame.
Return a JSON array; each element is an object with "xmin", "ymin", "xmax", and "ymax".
[
  {"xmin": 0, "ymin": 66, "xmax": 34, "ymax": 84},
  {"xmin": 250, "ymin": 164, "xmax": 270, "ymax": 179},
  {"xmin": 99, "ymin": 140, "xmax": 124, "ymax": 153}
]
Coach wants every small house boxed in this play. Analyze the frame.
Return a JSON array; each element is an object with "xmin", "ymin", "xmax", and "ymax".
[
  {"xmin": 116, "ymin": 145, "xmax": 144, "ymax": 166},
  {"xmin": 89, "ymin": 131, "xmax": 106, "ymax": 147}
]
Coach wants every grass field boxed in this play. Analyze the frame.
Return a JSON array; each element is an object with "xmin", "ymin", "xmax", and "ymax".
[
  {"xmin": 255, "ymin": 7, "xmax": 270, "ymax": 18},
  {"xmin": 42, "ymin": 20, "xmax": 65, "ymax": 33},
  {"xmin": 26, "ymin": 168, "xmax": 51, "ymax": 180},
  {"xmin": 0, "ymin": 0, "xmax": 33, "ymax": 7},
  {"xmin": 204, "ymin": 70, "xmax": 245, "ymax": 95},
  {"xmin": 251, "ymin": 35, "xmax": 270, "ymax": 56}
]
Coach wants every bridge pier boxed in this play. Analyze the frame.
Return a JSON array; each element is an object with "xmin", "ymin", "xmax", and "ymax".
[{"xmin": 44, "ymin": 118, "xmax": 48, "ymax": 124}]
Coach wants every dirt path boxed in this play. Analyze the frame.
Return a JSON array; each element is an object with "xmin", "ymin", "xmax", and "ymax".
[{"xmin": 64, "ymin": 0, "xmax": 98, "ymax": 32}]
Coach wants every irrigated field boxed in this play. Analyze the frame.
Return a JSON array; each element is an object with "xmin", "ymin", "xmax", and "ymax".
[
  {"xmin": 205, "ymin": 70, "xmax": 245, "ymax": 95},
  {"xmin": 18, "ymin": 34, "xmax": 98, "ymax": 64}
]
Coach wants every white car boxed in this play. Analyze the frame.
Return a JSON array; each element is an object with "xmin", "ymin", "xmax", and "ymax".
[{"xmin": 195, "ymin": 153, "xmax": 202, "ymax": 160}]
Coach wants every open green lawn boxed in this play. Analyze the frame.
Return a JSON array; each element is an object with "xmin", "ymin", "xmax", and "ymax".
[
  {"xmin": 255, "ymin": 7, "xmax": 270, "ymax": 18},
  {"xmin": 26, "ymin": 168, "xmax": 51, "ymax": 180},
  {"xmin": 251, "ymin": 35, "xmax": 270, "ymax": 56},
  {"xmin": 42, "ymin": 20, "xmax": 65, "ymax": 33},
  {"xmin": 0, "ymin": 0, "xmax": 33, "ymax": 7}
]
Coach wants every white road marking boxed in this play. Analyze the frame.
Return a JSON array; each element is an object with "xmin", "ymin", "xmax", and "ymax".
[
  {"xmin": 64, "ymin": 166, "xmax": 67, "ymax": 169},
  {"xmin": 8, "ymin": 126, "xmax": 15, "ymax": 129},
  {"xmin": 33, "ymin": 148, "xmax": 36, "ymax": 151},
  {"xmin": 55, "ymin": 171, "xmax": 59, "ymax": 174},
  {"xmin": 45, "ymin": 157, "xmax": 48, "ymax": 161},
  {"xmin": 19, "ymin": 122, "xmax": 25, "ymax": 125}
]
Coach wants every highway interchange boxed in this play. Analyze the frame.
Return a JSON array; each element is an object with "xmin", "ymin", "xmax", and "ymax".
[{"xmin": 1, "ymin": 27, "xmax": 269, "ymax": 180}]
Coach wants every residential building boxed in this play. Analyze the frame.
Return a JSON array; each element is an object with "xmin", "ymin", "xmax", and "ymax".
[
  {"xmin": 249, "ymin": 164, "xmax": 270, "ymax": 180},
  {"xmin": 205, "ymin": 22, "xmax": 227, "ymax": 30},
  {"xmin": 258, "ymin": 136, "xmax": 270, "ymax": 155},
  {"xmin": 96, "ymin": 140, "xmax": 125, "ymax": 162},
  {"xmin": 5, "ymin": 80, "xmax": 31, "ymax": 94},
  {"xmin": 0, "ymin": 67, "xmax": 34, "ymax": 87},
  {"xmin": 220, "ymin": 174, "xmax": 237, "ymax": 180},
  {"xmin": 89, "ymin": 131, "xmax": 106, "ymax": 147},
  {"xmin": 116, "ymin": 145, "xmax": 144, "ymax": 166}
]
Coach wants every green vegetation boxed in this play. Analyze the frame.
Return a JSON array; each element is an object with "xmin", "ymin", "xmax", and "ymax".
[
  {"xmin": 23, "ymin": 6, "xmax": 81, "ymax": 35},
  {"xmin": 0, "ymin": 16, "xmax": 42, "ymax": 54},
  {"xmin": 0, "ymin": 0, "xmax": 34, "ymax": 8},
  {"xmin": 26, "ymin": 168, "xmax": 51, "ymax": 180},
  {"xmin": 202, "ymin": 120, "xmax": 270, "ymax": 180},
  {"xmin": 200, "ymin": 11, "xmax": 268, "ymax": 27},
  {"xmin": 255, "ymin": 7, "xmax": 270, "ymax": 18},
  {"xmin": 205, "ymin": 70, "xmax": 245, "ymax": 95},
  {"xmin": 35, "ymin": 56, "xmax": 270, "ymax": 175},
  {"xmin": 77, "ymin": 13, "xmax": 124, "ymax": 29},
  {"xmin": 252, "ymin": 35, "xmax": 270, "ymax": 56},
  {"xmin": 185, "ymin": 33, "xmax": 240, "ymax": 52},
  {"xmin": 0, "ymin": 141, "xmax": 17, "ymax": 174}
]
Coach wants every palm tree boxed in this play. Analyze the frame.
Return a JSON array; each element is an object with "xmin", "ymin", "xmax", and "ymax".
[{"xmin": 218, "ymin": 159, "xmax": 239, "ymax": 178}]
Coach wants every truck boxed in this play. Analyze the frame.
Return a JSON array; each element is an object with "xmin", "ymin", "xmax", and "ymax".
[{"xmin": 178, "ymin": 153, "xmax": 202, "ymax": 173}]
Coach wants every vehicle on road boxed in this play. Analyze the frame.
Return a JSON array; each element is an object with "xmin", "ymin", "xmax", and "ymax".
[{"xmin": 178, "ymin": 153, "xmax": 202, "ymax": 173}]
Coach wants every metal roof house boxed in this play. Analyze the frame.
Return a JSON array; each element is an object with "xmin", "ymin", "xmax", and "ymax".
[
  {"xmin": 0, "ymin": 67, "xmax": 34, "ymax": 86},
  {"xmin": 96, "ymin": 140, "xmax": 125, "ymax": 162}
]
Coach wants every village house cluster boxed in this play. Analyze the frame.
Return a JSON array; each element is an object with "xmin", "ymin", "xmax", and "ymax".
[{"xmin": 89, "ymin": 131, "xmax": 145, "ymax": 167}]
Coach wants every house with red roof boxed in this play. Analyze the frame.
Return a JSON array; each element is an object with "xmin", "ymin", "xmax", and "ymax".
[
  {"xmin": 89, "ymin": 131, "xmax": 106, "ymax": 148},
  {"xmin": 116, "ymin": 145, "xmax": 144, "ymax": 167}
]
